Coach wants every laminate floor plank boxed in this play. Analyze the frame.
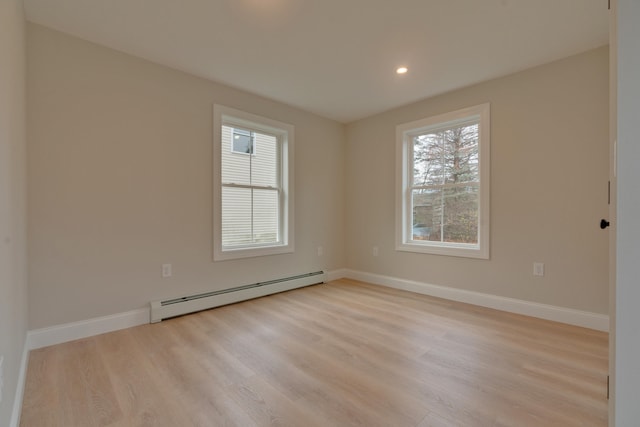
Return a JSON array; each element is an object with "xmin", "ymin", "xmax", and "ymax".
[{"xmin": 20, "ymin": 279, "xmax": 608, "ymax": 426}]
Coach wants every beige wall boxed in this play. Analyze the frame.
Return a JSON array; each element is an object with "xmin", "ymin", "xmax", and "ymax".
[
  {"xmin": 0, "ymin": 0, "xmax": 28, "ymax": 424},
  {"xmin": 346, "ymin": 47, "xmax": 609, "ymax": 314},
  {"xmin": 27, "ymin": 24, "xmax": 346, "ymax": 329},
  {"xmin": 27, "ymin": 20, "xmax": 609, "ymax": 331}
]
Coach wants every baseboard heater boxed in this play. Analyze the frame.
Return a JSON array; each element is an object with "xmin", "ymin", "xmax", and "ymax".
[{"xmin": 150, "ymin": 271, "xmax": 326, "ymax": 323}]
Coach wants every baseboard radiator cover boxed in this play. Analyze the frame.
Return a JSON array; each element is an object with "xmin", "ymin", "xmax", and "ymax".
[{"xmin": 150, "ymin": 271, "xmax": 326, "ymax": 323}]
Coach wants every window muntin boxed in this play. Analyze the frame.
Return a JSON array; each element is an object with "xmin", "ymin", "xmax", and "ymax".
[
  {"xmin": 396, "ymin": 104, "xmax": 490, "ymax": 259},
  {"xmin": 214, "ymin": 105, "xmax": 294, "ymax": 260}
]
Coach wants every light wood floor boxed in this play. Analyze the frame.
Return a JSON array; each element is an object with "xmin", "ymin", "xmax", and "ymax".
[{"xmin": 21, "ymin": 279, "xmax": 608, "ymax": 427}]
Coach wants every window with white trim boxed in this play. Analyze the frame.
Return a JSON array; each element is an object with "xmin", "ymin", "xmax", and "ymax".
[
  {"xmin": 396, "ymin": 103, "xmax": 490, "ymax": 259},
  {"xmin": 213, "ymin": 105, "xmax": 294, "ymax": 261}
]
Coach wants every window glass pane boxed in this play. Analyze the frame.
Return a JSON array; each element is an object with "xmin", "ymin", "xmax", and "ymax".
[
  {"xmin": 221, "ymin": 125, "xmax": 250, "ymax": 185},
  {"xmin": 412, "ymin": 189, "xmax": 438, "ymax": 241},
  {"xmin": 413, "ymin": 133, "xmax": 444, "ymax": 187},
  {"xmin": 251, "ymin": 132, "xmax": 278, "ymax": 188},
  {"xmin": 443, "ymin": 124, "xmax": 479, "ymax": 184},
  {"xmin": 232, "ymin": 128, "xmax": 254, "ymax": 154},
  {"xmin": 253, "ymin": 189, "xmax": 279, "ymax": 244},
  {"xmin": 412, "ymin": 186, "xmax": 478, "ymax": 244},
  {"xmin": 413, "ymin": 123, "xmax": 479, "ymax": 187},
  {"xmin": 442, "ymin": 186, "xmax": 479, "ymax": 244},
  {"xmin": 221, "ymin": 187, "xmax": 252, "ymax": 246}
]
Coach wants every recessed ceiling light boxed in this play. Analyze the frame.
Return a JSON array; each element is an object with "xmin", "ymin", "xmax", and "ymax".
[{"xmin": 396, "ymin": 67, "xmax": 408, "ymax": 75}]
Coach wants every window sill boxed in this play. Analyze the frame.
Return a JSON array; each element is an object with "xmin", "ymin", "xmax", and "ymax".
[
  {"xmin": 396, "ymin": 241, "xmax": 489, "ymax": 259},
  {"xmin": 213, "ymin": 243, "xmax": 294, "ymax": 261}
]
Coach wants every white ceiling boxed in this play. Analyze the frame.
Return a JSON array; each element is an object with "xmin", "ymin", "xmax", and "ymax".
[{"xmin": 23, "ymin": 0, "xmax": 609, "ymax": 123}]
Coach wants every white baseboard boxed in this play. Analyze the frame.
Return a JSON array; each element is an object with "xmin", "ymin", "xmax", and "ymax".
[
  {"xmin": 26, "ymin": 271, "xmax": 336, "ymax": 349},
  {"xmin": 343, "ymin": 269, "xmax": 609, "ymax": 332},
  {"xmin": 22, "ymin": 267, "xmax": 608, "ymax": 353},
  {"xmin": 9, "ymin": 340, "xmax": 29, "ymax": 427},
  {"xmin": 27, "ymin": 308, "xmax": 150, "ymax": 350},
  {"xmin": 325, "ymin": 268, "xmax": 348, "ymax": 282}
]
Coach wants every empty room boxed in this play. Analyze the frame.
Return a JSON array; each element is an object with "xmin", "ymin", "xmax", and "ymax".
[{"xmin": 2, "ymin": 0, "xmax": 640, "ymax": 426}]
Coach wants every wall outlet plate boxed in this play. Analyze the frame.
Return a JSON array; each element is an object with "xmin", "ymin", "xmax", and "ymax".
[
  {"xmin": 533, "ymin": 262, "xmax": 545, "ymax": 277},
  {"xmin": 162, "ymin": 263, "xmax": 172, "ymax": 278}
]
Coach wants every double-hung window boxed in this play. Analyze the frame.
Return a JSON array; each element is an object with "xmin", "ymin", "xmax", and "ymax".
[
  {"xmin": 396, "ymin": 103, "xmax": 490, "ymax": 259},
  {"xmin": 213, "ymin": 105, "xmax": 294, "ymax": 261}
]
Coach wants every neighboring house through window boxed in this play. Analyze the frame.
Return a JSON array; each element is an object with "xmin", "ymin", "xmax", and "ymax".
[
  {"xmin": 396, "ymin": 103, "xmax": 490, "ymax": 259},
  {"xmin": 213, "ymin": 105, "xmax": 294, "ymax": 261},
  {"xmin": 232, "ymin": 128, "xmax": 254, "ymax": 154}
]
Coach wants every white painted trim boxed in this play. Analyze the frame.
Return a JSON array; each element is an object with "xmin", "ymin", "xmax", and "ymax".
[
  {"xmin": 343, "ymin": 269, "xmax": 609, "ymax": 332},
  {"xmin": 9, "ymin": 340, "xmax": 29, "ymax": 427},
  {"xmin": 27, "ymin": 308, "xmax": 149, "ymax": 350},
  {"xmin": 325, "ymin": 268, "xmax": 348, "ymax": 282}
]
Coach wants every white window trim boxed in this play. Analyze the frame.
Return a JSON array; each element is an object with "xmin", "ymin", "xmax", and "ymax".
[
  {"xmin": 395, "ymin": 103, "xmax": 490, "ymax": 259},
  {"xmin": 213, "ymin": 105, "xmax": 294, "ymax": 261}
]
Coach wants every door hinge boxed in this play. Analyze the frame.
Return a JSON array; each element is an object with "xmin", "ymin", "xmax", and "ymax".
[{"xmin": 607, "ymin": 375, "xmax": 610, "ymax": 399}]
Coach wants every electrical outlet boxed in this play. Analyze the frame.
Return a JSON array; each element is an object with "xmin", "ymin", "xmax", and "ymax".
[
  {"xmin": 317, "ymin": 246, "xmax": 324, "ymax": 257},
  {"xmin": 162, "ymin": 263, "xmax": 172, "ymax": 278},
  {"xmin": 373, "ymin": 246, "xmax": 379, "ymax": 257},
  {"xmin": 0, "ymin": 355, "xmax": 4, "ymax": 403},
  {"xmin": 533, "ymin": 262, "xmax": 545, "ymax": 277}
]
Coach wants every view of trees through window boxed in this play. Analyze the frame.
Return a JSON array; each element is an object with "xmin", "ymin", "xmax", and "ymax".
[{"xmin": 411, "ymin": 122, "xmax": 479, "ymax": 244}]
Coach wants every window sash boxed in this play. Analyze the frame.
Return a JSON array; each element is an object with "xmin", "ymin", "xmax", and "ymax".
[
  {"xmin": 408, "ymin": 185, "xmax": 480, "ymax": 245},
  {"xmin": 409, "ymin": 122, "xmax": 480, "ymax": 188},
  {"xmin": 221, "ymin": 186, "xmax": 281, "ymax": 249},
  {"xmin": 410, "ymin": 181, "xmax": 480, "ymax": 191}
]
